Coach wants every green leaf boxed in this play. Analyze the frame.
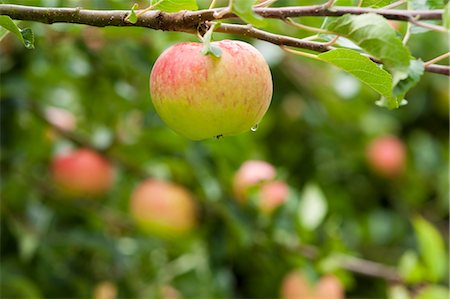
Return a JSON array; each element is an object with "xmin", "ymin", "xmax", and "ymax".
[
  {"xmin": 444, "ymin": 2, "xmax": 450, "ymax": 30},
  {"xmin": 393, "ymin": 59, "xmax": 424, "ymax": 96},
  {"xmin": 231, "ymin": 0, "xmax": 266, "ymax": 27},
  {"xmin": 298, "ymin": 183, "xmax": 327, "ymax": 230},
  {"xmin": 319, "ymin": 48, "xmax": 394, "ymax": 99},
  {"xmin": 408, "ymin": 0, "xmax": 445, "ymax": 10},
  {"xmin": 398, "ymin": 250, "xmax": 425, "ymax": 283},
  {"xmin": 201, "ymin": 23, "xmax": 222, "ymax": 58},
  {"xmin": 376, "ymin": 59, "xmax": 424, "ymax": 109},
  {"xmin": 388, "ymin": 285, "xmax": 412, "ymax": 299},
  {"xmin": 152, "ymin": 0, "xmax": 198, "ymax": 12},
  {"xmin": 0, "ymin": 15, "xmax": 34, "ymax": 49},
  {"xmin": 416, "ymin": 286, "xmax": 450, "ymax": 299},
  {"xmin": 362, "ymin": 0, "xmax": 392, "ymax": 7},
  {"xmin": 326, "ymin": 13, "xmax": 411, "ymax": 83},
  {"xmin": 128, "ymin": 3, "xmax": 139, "ymax": 24},
  {"xmin": 412, "ymin": 216, "xmax": 447, "ymax": 282}
]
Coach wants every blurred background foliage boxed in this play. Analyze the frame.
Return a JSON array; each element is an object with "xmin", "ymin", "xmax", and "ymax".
[{"xmin": 0, "ymin": 0, "xmax": 449, "ymax": 298}]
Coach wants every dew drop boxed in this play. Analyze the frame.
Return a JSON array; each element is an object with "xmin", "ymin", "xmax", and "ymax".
[{"xmin": 251, "ymin": 124, "xmax": 259, "ymax": 132}]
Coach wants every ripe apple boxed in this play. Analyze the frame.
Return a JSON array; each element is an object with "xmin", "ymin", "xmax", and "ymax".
[
  {"xmin": 366, "ymin": 135, "xmax": 406, "ymax": 178},
  {"xmin": 315, "ymin": 275, "xmax": 344, "ymax": 299},
  {"xmin": 52, "ymin": 148, "xmax": 114, "ymax": 197},
  {"xmin": 281, "ymin": 271, "xmax": 344, "ymax": 299},
  {"xmin": 232, "ymin": 160, "xmax": 276, "ymax": 202},
  {"xmin": 258, "ymin": 180, "xmax": 289, "ymax": 214},
  {"xmin": 130, "ymin": 179, "xmax": 196, "ymax": 238},
  {"xmin": 150, "ymin": 40, "xmax": 273, "ymax": 140},
  {"xmin": 280, "ymin": 271, "xmax": 311, "ymax": 299}
]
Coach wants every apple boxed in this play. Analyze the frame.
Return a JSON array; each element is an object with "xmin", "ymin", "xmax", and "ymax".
[
  {"xmin": 281, "ymin": 271, "xmax": 344, "ymax": 299},
  {"xmin": 150, "ymin": 40, "xmax": 273, "ymax": 140},
  {"xmin": 232, "ymin": 160, "xmax": 276, "ymax": 202},
  {"xmin": 130, "ymin": 179, "xmax": 196, "ymax": 238},
  {"xmin": 314, "ymin": 275, "xmax": 344, "ymax": 299},
  {"xmin": 366, "ymin": 135, "xmax": 406, "ymax": 178},
  {"xmin": 93, "ymin": 281, "xmax": 116, "ymax": 299},
  {"xmin": 258, "ymin": 180, "xmax": 289, "ymax": 214},
  {"xmin": 280, "ymin": 271, "xmax": 311, "ymax": 299},
  {"xmin": 51, "ymin": 148, "xmax": 114, "ymax": 197}
]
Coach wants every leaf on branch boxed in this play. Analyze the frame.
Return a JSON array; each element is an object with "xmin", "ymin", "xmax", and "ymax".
[
  {"xmin": 376, "ymin": 59, "xmax": 424, "ymax": 109},
  {"xmin": 297, "ymin": 183, "xmax": 327, "ymax": 230},
  {"xmin": 151, "ymin": 0, "xmax": 198, "ymax": 12},
  {"xmin": 128, "ymin": 3, "xmax": 139, "ymax": 24},
  {"xmin": 412, "ymin": 216, "xmax": 447, "ymax": 282},
  {"xmin": 231, "ymin": 0, "xmax": 266, "ymax": 27},
  {"xmin": 201, "ymin": 23, "xmax": 222, "ymax": 58},
  {"xmin": 407, "ymin": 0, "xmax": 445, "ymax": 32},
  {"xmin": 326, "ymin": 13, "xmax": 411, "ymax": 84},
  {"xmin": 319, "ymin": 48, "xmax": 394, "ymax": 100},
  {"xmin": 362, "ymin": 0, "xmax": 393, "ymax": 8},
  {"xmin": 443, "ymin": 2, "xmax": 450, "ymax": 29},
  {"xmin": 0, "ymin": 16, "xmax": 34, "ymax": 49}
]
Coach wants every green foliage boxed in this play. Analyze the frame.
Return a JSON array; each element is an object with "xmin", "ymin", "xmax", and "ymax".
[
  {"xmin": 362, "ymin": 0, "xmax": 393, "ymax": 7},
  {"xmin": 0, "ymin": 0, "xmax": 448, "ymax": 298},
  {"xmin": 318, "ymin": 49, "xmax": 394, "ymax": 103},
  {"xmin": 412, "ymin": 216, "xmax": 448, "ymax": 282},
  {"xmin": 297, "ymin": 183, "xmax": 327, "ymax": 230},
  {"xmin": 127, "ymin": 3, "xmax": 139, "ymax": 24},
  {"xmin": 444, "ymin": 2, "xmax": 450, "ymax": 29},
  {"xmin": 231, "ymin": 0, "xmax": 266, "ymax": 27},
  {"xmin": 201, "ymin": 23, "xmax": 223, "ymax": 58},
  {"xmin": 0, "ymin": 15, "xmax": 34, "ymax": 49},
  {"xmin": 326, "ymin": 14, "xmax": 411, "ymax": 82},
  {"xmin": 151, "ymin": 0, "xmax": 198, "ymax": 12}
]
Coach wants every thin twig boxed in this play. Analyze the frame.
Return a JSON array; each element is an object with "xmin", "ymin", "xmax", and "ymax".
[
  {"xmin": 281, "ymin": 45, "xmax": 320, "ymax": 60},
  {"xmin": 424, "ymin": 52, "xmax": 450, "ymax": 66},
  {"xmin": 409, "ymin": 17, "xmax": 449, "ymax": 32}
]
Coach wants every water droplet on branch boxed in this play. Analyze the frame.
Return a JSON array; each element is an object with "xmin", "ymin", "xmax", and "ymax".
[{"xmin": 251, "ymin": 124, "xmax": 259, "ymax": 132}]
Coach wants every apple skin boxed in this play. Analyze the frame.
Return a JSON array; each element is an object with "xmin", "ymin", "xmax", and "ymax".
[
  {"xmin": 130, "ymin": 179, "xmax": 196, "ymax": 238},
  {"xmin": 280, "ymin": 271, "xmax": 311, "ymax": 299},
  {"xmin": 150, "ymin": 40, "xmax": 273, "ymax": 140},
  {"xmin": 366, "ymin": 135, "xmax": 406, "ymax": 178},
  {"xmin": 258, "ymin": 180, "xmax": 289, "ymax": 214},
  {"xmin": 52, "ymin": 148, "xmax": 114, "ymax": 197},
  {"xmin": 281, "ymin": 271, "xmax": 344, "ymax": 299},
  {"xmin": 315, "ymin": 275, "xmax": 344, "ymax": 299},
  {"xmin": 232, "ymin": 160, "xmax": 276, "ymax": 202}
]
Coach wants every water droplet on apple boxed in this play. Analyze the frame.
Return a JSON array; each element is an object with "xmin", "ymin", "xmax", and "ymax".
[{"xmin": 251, "ymin": 124, "xmax": 259, "ymax": 132}]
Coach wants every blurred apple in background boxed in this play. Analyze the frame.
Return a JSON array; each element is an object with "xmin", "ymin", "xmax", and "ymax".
[
  {"xmin": 280, "ymin": 271, "xmax": 311, "ymax": 299},
  {"xmin": 130, "ymin": 179, "xmax": 196, "ymax": 239},
  {"xmin": 93, "ymin": 281, "xmax": 117, "ymax": 299},
  {"xmin": 366, "ymin": 135, "xmax": 406, "ymax": 178},
  {"xmin": 51, "ymin": 148, "xmax": 114, "ymax": 197},
  {"xmin": 258, "ymin": 180, "xmax": 289, "ymax": 214},
  {"xmin": 232, "ymin": 160, "xmax": 276, "ymax": 202},
  {"xmin": 281, "ymin": 270, "xmax": 344, "ymax": 299}
]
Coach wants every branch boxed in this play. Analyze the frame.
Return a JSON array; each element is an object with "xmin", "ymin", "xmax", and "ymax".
[
  {"xmin": 0, "ymin": 4, "xmax": 448, "ymax": 75},
  {"xmin": 285, "ymin": 244, "xmax": 402, "ymax": 283}
]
